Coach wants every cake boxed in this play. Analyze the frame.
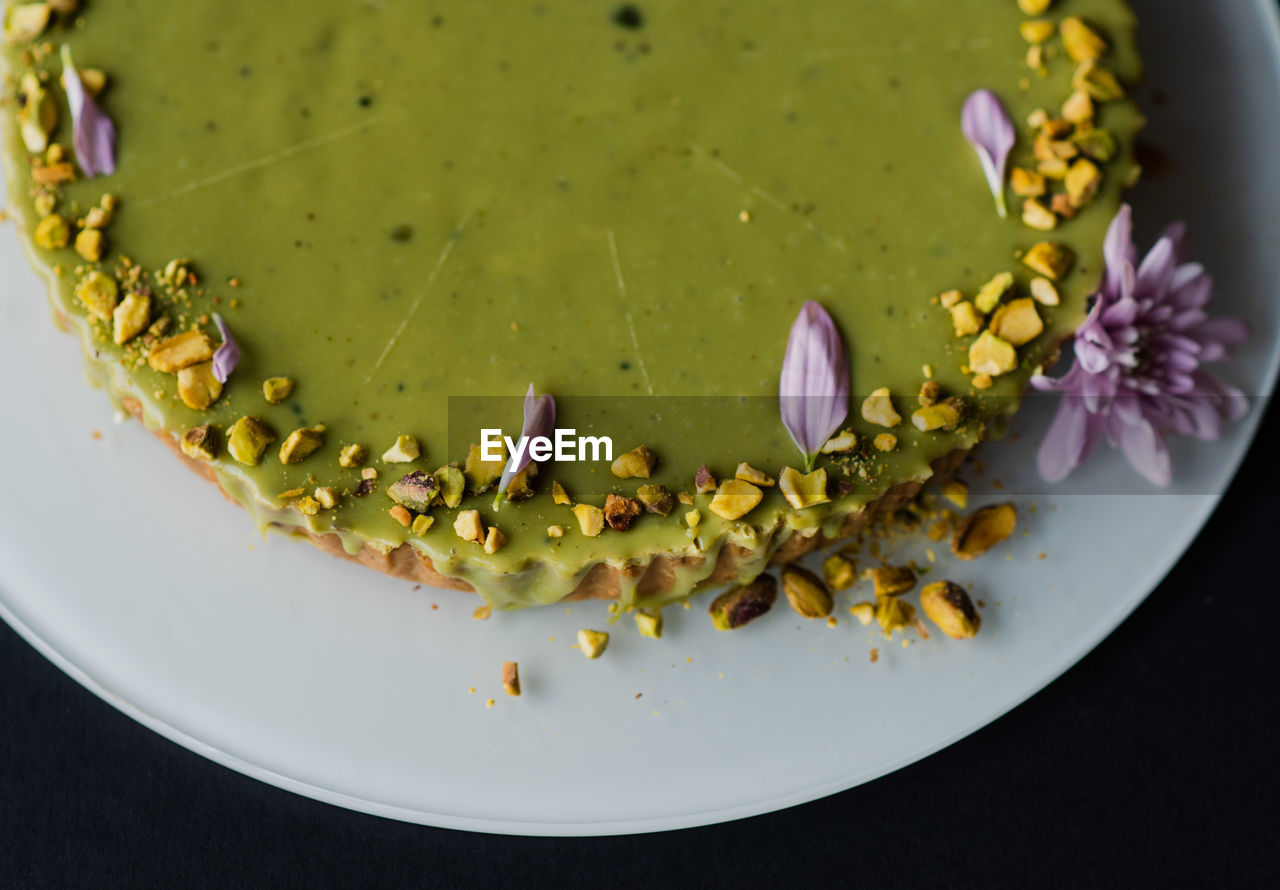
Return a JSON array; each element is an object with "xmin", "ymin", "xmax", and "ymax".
[{"xmin": 2, "ymin": 0, "xmax": 1143, "ymax": 611}]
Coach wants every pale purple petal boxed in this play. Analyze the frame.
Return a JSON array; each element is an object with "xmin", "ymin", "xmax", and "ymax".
[
  {"xmin": 1037, "ymin": 397, "xmax": 1091, "ymax": 483},
  {"xmin": 211, "ymin": 314, "xmax": 240, "ymax": 384},
  {"xmin": 1102, "ymin": 204, "xmax": 1134, "ymax": 299},
  {"xmin": 61, "ymin": 46, "xmax": 116, "ymax": 179},
  {"xmin": 1115, "ymin": 414, "xmax": 1172, "ymax": 487},
  {"xmin": 499, "ymin": 383, "xmax": 557, "ymax": 494},
  {"xmin": 779, "ymin": 300, "xmax": 850, "ymax": 461},
  {"xmin": 961, "ymin": 90, "xmax": 1015, "ymax": 217}
]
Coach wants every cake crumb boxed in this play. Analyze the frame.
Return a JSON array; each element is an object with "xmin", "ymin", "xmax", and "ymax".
[{"xmin": 870, "ymin": 648, "xmax": 880, "ymax": 663}]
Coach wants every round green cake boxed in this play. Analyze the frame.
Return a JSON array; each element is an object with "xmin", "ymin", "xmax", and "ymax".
[{"xmin": 1, "ymin": 0, "xmax": 1143, "ymax": 609}]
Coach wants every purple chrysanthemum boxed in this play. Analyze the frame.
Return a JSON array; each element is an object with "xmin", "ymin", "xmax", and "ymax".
[{"xmin": 1032, "ymin": 205, "xmax": 1248, "ymax": 486}]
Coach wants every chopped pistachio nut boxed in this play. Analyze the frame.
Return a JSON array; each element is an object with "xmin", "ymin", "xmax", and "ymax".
[
  {"xmin": 501, "ymin": 661, "xmax": 521, "ymax": 696},
  {"xmin": 1030, "ymin": 276, "xmax": 1060, "ymax": 306},
  {"xmin": 603, "ymin": 493, "xmax": 643, "ymax": 531},
  {"xmin": 848, "ymin": 602, "xmax": 875, "ymax": 626},
  {"xmin": 972, "ymin": 373, "xmax": 994, "ymax": 390},
  {"xmin": 968, "ymin": 331, "xmax": 1019, "ymax": 377},
  {"xmin": 950, "ymin": 301, "xmax": 982, "ymax": 337},
  {"xmin": 636, "ymin": 484, "xmax": 675, "ymax": 515},
  {"xmin": 781, "ymin": 565, "xmax": 833, "ymax": 619},
  {"xmin": 974, "ymin": 271, "xmax": 1014, "ymax": 314},
  {"xmin": 17, "ymin": 71, "xmax": 56, "ymax": 154},
  {"xmin": 315, "ymin": 487, "xmax": 339, "ymax": 510},
  {"xmin": 83, "ymin": 206, "xmax": 111, "ymax": 231},
  {"xmin": 279, "ymin": 426, "xmax": 325, "ymax": 464},
  {"xmin": 389, "ymin": 505, "xmax": 412, "ymax": 527},
  {"xmin": 464, "ymin": 443, "xmax": 504, "ymax": 493},
  {"xmin": 74, "ymin": 270, "xmax": 118, "ymax": 321},
  {"xmin": 72, "ymin": 227, "xmax": 105, "ymax": 262},
  {"xmin": 990, "ymin": 298, "xmax": 1045, "ymax": 347},
  {"xmin": 872, "ymin": 566, "xmax": 918, "ymax": 598},
  {"xmin": 572, "ymin": 503, "xmax": 605, "ymax": 537},
  {"xmin": 294, "ymin": 496, "xmax": 320, "ymax": 517},
  {"xmin": 1062, "ymin": 89, "xmax": 1095, "ymax": 125},
  {"xmin": 483, "ymin": 526, "xmax": 508, "ymax": 554},
  {"xmin": 921, "ymin": 581, "xmax": 982, "ymax": 640},
  {"xmin": 611, "ymin": 445, "xmax": 657, "ymax": 479},
  {"xmin": 382, "ymin": 434, "xmax": 420, "ymax": 463},
  {"xmin": 820, "ymin": 429, "xmax": 858, "ymax": 454},
  {"xmin": 433, "ymin": 466, "xmax": 466, "ymax": 508},
  {"xmin": 1010, "ymin": 167, "xmax": 1046, "ymax": 198},
  {"xmin": 778, "ymin": 466, "xmax": 829, "ymax": 510},
  {"xmin": 823, "ymin": 553, "xmax": 858, "ymax": 591},
  {"xmin": 1022, "ymin": 241, "xmax": 1075, "ymax": 280},
  {"xmin": 1037, "ymin": 157, "xmax": 1070, "ymax": 180},
  {"xmin": 577, "ymin": 629, "xmax": 610, "ymax": 659},
  {"xmin": 941, "ymin": 480, "xmax": 970, "ymax": 509},
  {"xmin": 1016, "ymin": 0, "xmax": 1053, "ymax": 14},
  {"xmin": 5, "ymin": 3, "xmax": 51, "ymax": 43},
  {"xmin": 918, "ymin": 380, "xmax": 942, "ymax": 407},
  {"xmin": 1060, "ymin": 16, "xmax": 1107, "ymax": 62},
  {"xmin": 677, "ymin": 491, "xmax": 695, "ymax": 505},
  {"xmin": 149, "ymin": 330, "xmax": 215, "ymax": 373},
  {"xmin": 709, "ymin": 574, "xmax": 777, "ymax": 631},
  {"xmin": 694, "ymin": 463, "xmax": 717, "ymax": 494},
  {"xmin": 546, "ymin": 524, "xmax": 565, "ymax": 538},
  {"xmin": 1073, "ymin": 60, "xmax": 1125, "ymax": 102},
  {"xmin": 33, "ymin": 192, "xmax": 57, "ymax": 218},
  {"xmin": 708, "ymin": 478, "xmax": 763, "ymax": 521},
  {"xmin": 262, "ymin": 376, "xmax": 294, "ymax": 404},
  {"xmin": 734, "ymin": 462, "xmax": 775, "ymax": 487},
  {"xmin": 361, "ymin": 467, "xmax": 378, "ymax": 480},
  {"xmin": 338, "ymin": 443, "xmax": 368, "ymax": 468},
  {"xmin": 177, "ymin": 361, "xmax": 224, "ymax": 411},
  {"xmin": 227, "ymin": 416, "xmax": 276, "ymax": 466},
  {"xmin": 861, "ymin": 387, "xmax": 901, "ymax": 428},
  {"xmin": 410, "ymin": 514, "xmax": 433, "ymax": 535},
  {"xmin": 112, "ymin": 293, "xmax": 151, "ymax": 345},
  {"xmin": 875, "ymin": 596, "xmax": 916, "ymax": 634},
  {"xmin": 1022, "ymin": 198, "xmax": 1057, "ymax": 232},
  {"xmin": 180, "ymin": 424, "xmax": 218, "ymax": 461},
  {"xmin": 1074, "ymin": 127, "xmax": 1117, "ymax": 162},
  {"xmin": 685, "ymin": 509, "xmax": 702, "ymax": 529},
  {"xmin": 952, "ymin": 503, "xmax": 1018, "ymax": 560},
  {"xmin": 551, "ymin": 480, "xmax": 572, "ymax": 505},
  {"xmin": 503, "ymin": 464, "xmax": 537, "ymax": 501},
  {"xmin": 453, "ymin": 509, "xmax": 486, "ymax": 544},
  {"xmin": 1065, "ymin": 158, "xmax": 1103, "ymax": 207},
  {"xmin": 912, "ymin": 403, "xmax": 962, "ymax": 432},
  {"xmin": 1019, "ymin": 19, "xmax": 1055, "ymax": 44},
  {"xmin": 160, "ymin": 258, "xmax": 193, "ymax": 288},
  {"xmin": 634, "ymin": 610, "xmax": 663, "ymax": 639},
  {"xmin": 387, "ymin": 470, "xmax": 440, "ymax": 512},
  {"xmin": 938, "ymin": 289, "xmax": 964, "ymax": 309},
  {"xmin": 873, "ymin": 433, "xmax": 898, "ymax": 452}
]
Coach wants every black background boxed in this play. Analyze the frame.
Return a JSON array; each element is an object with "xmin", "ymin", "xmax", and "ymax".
[{"xmin": 2, "ymin": 398, "xmax": 1276, "ymax": 889}]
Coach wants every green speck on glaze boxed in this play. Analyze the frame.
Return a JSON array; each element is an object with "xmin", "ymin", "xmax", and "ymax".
[{"xmin": 2, "ymin": 0, "xmax": 1143, "ymax": 609}]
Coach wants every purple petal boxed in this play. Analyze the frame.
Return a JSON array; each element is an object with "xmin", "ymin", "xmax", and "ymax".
[
  {"xmin": 1102, "ymin": 205, "xmax": 1134, "ymax": 299},
  {"xmin": 961, "ymin": 90, "xmax": 1015, "ymax": 217},
  {"xmin": 499, "ymin": 383, "xmax": 557, "ymax": 494},
  {"xmin": 1037, "ymin": 396, "xmax": 1093, "ymax": 483},
  {"xmin": 1115, "ymin": 414, "xmax": 1172, "ymax": 487},
  {"xmin": 61, "ymin": 46, "xmax": 116, "ymax": 179},
  {"xmin": 1134, "ymin": 235, "xmax": 1177, "ymax": 300},
  {"xmin": 779, "ymin": 300, "xmax": 850, "ymax": 460},
  {"xmin": 211, "ymin": 314, "xmax": 240, "ymax": 384}
]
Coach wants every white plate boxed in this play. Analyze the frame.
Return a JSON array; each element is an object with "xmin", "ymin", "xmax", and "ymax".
[{"xmin": 1, "ymin": 0, "xmax": 1278, "ymax": 836}]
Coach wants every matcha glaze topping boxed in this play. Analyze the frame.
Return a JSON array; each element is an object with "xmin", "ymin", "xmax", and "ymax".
[{"xmin": 2, "ymin": 0, "xmax": 1143, "ymax": 609}]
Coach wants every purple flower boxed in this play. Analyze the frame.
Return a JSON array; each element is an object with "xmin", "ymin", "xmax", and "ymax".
[
  {"xmin": 498, "ymin": 384, "xmax": 557, "ymax": 497},
  {"xmin": 60, "ymin": 46, "xmax": 116, "ymax": 179},
  {"xmin": 961, "ymin": 89, "xmax": 1016, "ymax": 218},
  {"xmin": 211, "ymin": 313, "xmax": 241, "ymax": 383},
  {"xmin": 1032, "ymin": 205, "xmax": 1248, "ymax": 486},
  {"xmin": 779, "ymin": 301, "xmax": 850, "ymax": 471}
]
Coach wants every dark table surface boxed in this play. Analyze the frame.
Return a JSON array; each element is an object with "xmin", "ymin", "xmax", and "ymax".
[{"xmin": 3, "ymin": 398, "xmax": 1277, "ymax": 888}]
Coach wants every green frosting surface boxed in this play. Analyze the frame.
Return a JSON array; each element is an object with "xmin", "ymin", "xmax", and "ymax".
[{"xmin": 2, "ymin": 0, "xmax": 1143, "ymax": 609}]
